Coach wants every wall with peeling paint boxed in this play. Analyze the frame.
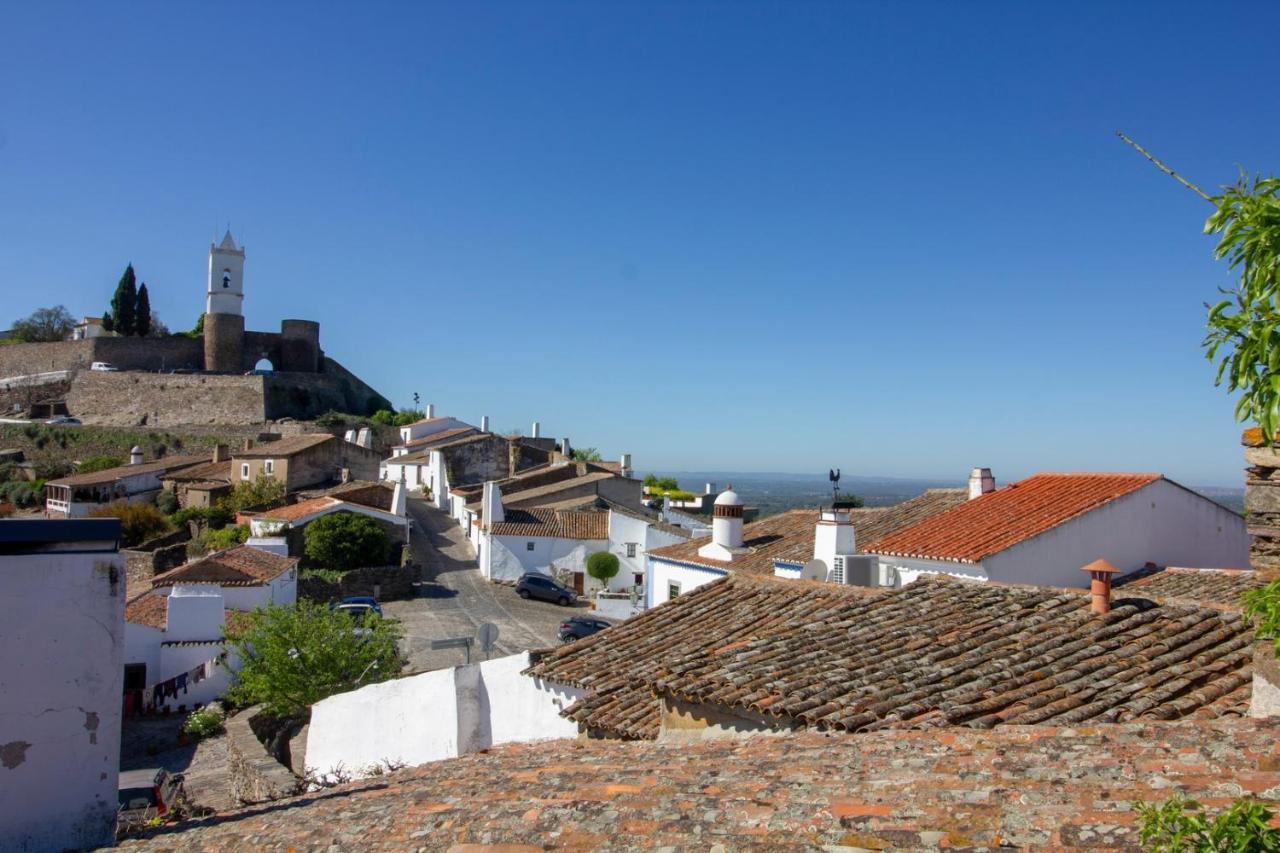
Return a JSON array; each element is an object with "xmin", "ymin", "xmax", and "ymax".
[{"xmin": 0, "ymin": 545, "xmax": 125, "ymax": 850}]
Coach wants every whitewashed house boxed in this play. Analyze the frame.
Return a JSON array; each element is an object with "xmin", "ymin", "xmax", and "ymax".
[
  {"xmin": 44, "ymin": 449, "xmax": 210, "ymax": 517},
  {"xmin": 388, "ymin": 405, "xmax": 478, "ymax": 458},
  {"xmin": 868, "ymin": 471, "xmax": 1250, "ymax": 589},
  {"xmin": 247, "ymin": 479, "xmax": 408, "ymax": 546},
  {"xmin": 0, "ymin": 519, "xmax": 125, "ymax": 851},
  {"xmin": 123, "ymin": 546, "xmax": 298, "ymax": 713}
]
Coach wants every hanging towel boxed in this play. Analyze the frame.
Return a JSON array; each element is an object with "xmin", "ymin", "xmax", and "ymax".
[{"xmin": 176, "ymin": 673, "xmax": 188, "ymax": 694}]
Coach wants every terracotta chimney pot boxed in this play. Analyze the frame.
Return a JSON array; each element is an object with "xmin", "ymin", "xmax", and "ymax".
[{"xmin": 1081, "ymin": 558, "xmax": 1120, "ymax": 615}]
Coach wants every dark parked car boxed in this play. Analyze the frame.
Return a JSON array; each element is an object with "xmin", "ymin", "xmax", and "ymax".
[
  {"xmin": 515, "ymin": 572, "xmax": 577, "ymax": 606},
  {"xmin": 333, "ymin": 596, "xmax": 383, "ymax": 617},
  {"xmin": 559, "ymin": 616, "xmax": 611, "ymax": 643}
]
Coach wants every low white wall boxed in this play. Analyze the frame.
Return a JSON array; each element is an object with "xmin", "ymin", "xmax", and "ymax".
[
  {"xmin": 646, "ymin": 558, "xmax": 727, "ymax": 608},
  {"xmin": 305, "ymin": 651, "xmax": 583, "ymax": 781}
]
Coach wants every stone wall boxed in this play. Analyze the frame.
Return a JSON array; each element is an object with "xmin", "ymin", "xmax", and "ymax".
[
  {"xmin": 121, "ymin": 533, "xmax": 191, "ymax": 597},
  {"xmin": 445, "ymin": 435, "xmax": 517, "ymax": 487},
  {"xmin": 226, "ymin": 706, "xmax": 299, "ymax": 805},
  {"xmin": 66, "ymin": 371, "xmax": 267, "ymax": 426},
  {"xmin": 0, "ymin": 339, "xmax": 96, "ymax": 378},
  {"xmin": 92, "ymin": 336, "xmax": 204, "ymax": 371},
  {"xmin": 298, "ymin": 563, "xmax": 420, "ymax": 602},
  {"xmin": 1244, "ymin": 428, "xmax": 1280, "ymax": 575},
  {"xmin": 262, "ymin": 358, "xmax": 389, "ymax": 421}
]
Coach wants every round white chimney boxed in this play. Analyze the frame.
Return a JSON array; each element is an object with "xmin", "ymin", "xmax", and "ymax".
[
  {"xmin": 968, "ymin": 467, "xmax": 995, "ymax": 499},
  {"xmin": 129, "ymin": 445, "xmax": 144, "ymax": 466},
  {"xmin": 712, "ymin": 486, "xmax": 745, "ymax": 549}
]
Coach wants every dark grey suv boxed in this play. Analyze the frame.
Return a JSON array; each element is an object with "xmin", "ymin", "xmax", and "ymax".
[{"xmin": 515, "ymin": 572, "xmax": 576, "ymax": 606}]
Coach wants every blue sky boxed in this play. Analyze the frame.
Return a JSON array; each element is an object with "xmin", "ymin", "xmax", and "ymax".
[{"xmin": 3, "ymin": 2, "xmax": 1277, "ymax": 487}]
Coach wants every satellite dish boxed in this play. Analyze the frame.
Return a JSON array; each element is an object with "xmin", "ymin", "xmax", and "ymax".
[
  {"xmin": 801, "ymin": 559, "xmax": 828, "ymax": 582},
  {"xmin": 477, "ymin": 622, "xmax": 500, "ymax": 652}
]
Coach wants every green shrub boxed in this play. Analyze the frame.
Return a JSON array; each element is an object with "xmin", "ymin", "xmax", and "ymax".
[
  {"xmin": 76, "ymin": 455, "xmax": 125, "ymax": 474},
  {"xmin": 392, "ymin": 409, "xmax": 424, "ymax": 427},
  {"xmin": 225, "ymin": 600, "xmax": 402, "ymax": 717},
  {"xmin": 1135, "ymin": 794, "xmax": 1280, "ymax": 852},
  {"xmin": 89, "ymin": 501, "xmax": 171, "ymax": 547},
  {"xmin": 587, "ymin": 551, "xmax": 620, "ymax": 586},
  {"xmin": 300, "ymin": 567, "xmax": 345, "ymax": 583},
  {"xmin": 224, "ymin": 478, "xmax": 286, "ymax": 513},
  {"xmin": 304, "ymin": 511, "xmax": 392, "ymax": 571},
  {"xmin": 171, "ymin": 505, "xmax": 234, "ymax": 530},
  {"xmin": 200, "ymin": 524, "xmax": 249, "ymax": 553},
  {"xmin": 32, "ymin": 459, "xmax": 73, "ymax": 480},
  {"xmin": 369, "ymin": 409, "xmax": 395, "ymax": 426},
  {"xmin": 155, "ymin": 490, "xmax": 179, "ymax": 515},
  {"xmin": 182, "ymin": 706, "xmax": 225, "ymax": 740}
]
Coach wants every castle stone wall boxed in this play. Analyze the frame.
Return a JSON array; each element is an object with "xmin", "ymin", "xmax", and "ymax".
[
  {"xmin": 204, "ymin": 313, "xmax": 246, "ymax": 373},
  {"xmin": 0, "ymin": 339, "xmax": 96, "ymax": 378},
  {"xmin": 66, "ymin": 372, "xmax": 267, "ymax": 426}
]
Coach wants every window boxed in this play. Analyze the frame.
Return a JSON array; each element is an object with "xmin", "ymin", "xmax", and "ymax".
[
  {"xmin": 625, "ymin": 543, "xmax": 637, "ymax": 558},
  {"xmin": 526, "ymin": 541, "xmax": 535, "ymax": 551},
  {"xmin": 241, "ymin": 463, "xmax": 250, "ymax": 481},
  {"xmin": 668, "ymin": 581, "xmax": 681, "ymax": 600},
  {"xmin": 222, "ymin": 269, "xmax": 231, "ymax": 288},
  {"xmin": 264, "ymin": 459, "xmax": 275, "ymax": 475}
]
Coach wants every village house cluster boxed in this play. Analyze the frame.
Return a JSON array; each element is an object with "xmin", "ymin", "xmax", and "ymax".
[{"xmin": 0, "ymin": 231, "xmax": 1271, "ymax": 851}]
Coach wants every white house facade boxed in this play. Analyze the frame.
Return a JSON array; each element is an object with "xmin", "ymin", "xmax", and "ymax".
[{"xmin": 0, "ymin": 519, "xmax": 125, "ymax": 851}]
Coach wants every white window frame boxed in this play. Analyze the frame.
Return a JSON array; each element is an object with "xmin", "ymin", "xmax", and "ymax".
[
  {"xmin": 625, "ymin": 543, "xmax": 637, "ymax": 558},
  {"xmin": 668, "ymin": 581, "xmax": 681, "ymax": 600},
  {"xmin": 264, "ymin": 459, "xmax": 275, "ymax": 475},
  {"xmin": 240, "ymin": 463, "xmax": 250, "ymax": 481}
]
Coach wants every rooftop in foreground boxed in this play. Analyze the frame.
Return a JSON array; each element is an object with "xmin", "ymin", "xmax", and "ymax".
[{"xmin": 119, "ymin": 717, "xmax": 1280, "ymax": 850}]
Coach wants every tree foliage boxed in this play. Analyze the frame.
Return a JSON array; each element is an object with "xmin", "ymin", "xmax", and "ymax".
[
  {"xmin": 89, "ymin": 501, "xmax": 171, "ymax": 547},
  {"xmin": 76, "ymin": 455, "xmax": 124, "ymax": 474},
  {"xmin": 1135, "ymin": 794, "xmax": 1280, "ymax": 852},
  {"xmin": 304, "ymin": 511, "xmax": 392, "ymax": 570},
  {"xmin": 106, "ymin": 264, "xmax": 138, "ymax": 336},
  {"xmin": 1203, "ymin": 174, "xmax": 1280, "ymax": 441},
  {"xmin": 570, "ymin": 447, "xmax": 603, "ymax": 462},
  {"xmin": 135, "ymin": 284, "xmax": 152, "ymax": 337},
  {"xmin": 643, "ymin": 474, "xmax": 681, "ymax": 492},
  {"xmin": 586, "ymin": 551, "xmax": 620, "ymax": 584},
  {"xmin": 224, "ymin": 477, "xmax": 286, "ymax": 513},
  {"xmin": 225, "ymin": 600, "xmax": 402, "ymax": 717},
  {"xmin": 12, "ymin": 305, "xmax": 76, "ymax": 342}
]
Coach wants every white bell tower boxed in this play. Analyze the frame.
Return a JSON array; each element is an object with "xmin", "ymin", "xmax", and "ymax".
[{"xmin": 205, "ymin": 230, "xmax": 245, "ymax": 315}]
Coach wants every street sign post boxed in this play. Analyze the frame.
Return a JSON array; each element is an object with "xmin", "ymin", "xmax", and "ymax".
[{"xmin": 430, "ymin": 636, "xmax": 474, "ymax": 665}]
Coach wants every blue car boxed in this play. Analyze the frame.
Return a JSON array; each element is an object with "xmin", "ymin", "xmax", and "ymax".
[{"xmin": 333, "ymin": 596, "xmax": 382, "ymax": 618}]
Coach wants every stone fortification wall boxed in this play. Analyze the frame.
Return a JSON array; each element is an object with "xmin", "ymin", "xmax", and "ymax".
[
  {"xmin": 66, "ymin": 372, "xmax": 267, "ymax": 426},
  {"xmin": 262, "ymin": 358, "xmax": 390, "ymax": 421},
  {"xmin": 0, "ymin": 339, "xmax": 96, "ymax": 378},
  {"xmin": 92, "ymin": 336, "xmax": 204, "ymax": 371}
]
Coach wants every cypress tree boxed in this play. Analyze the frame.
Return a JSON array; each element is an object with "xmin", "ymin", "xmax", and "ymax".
[
  {"xmin": 135, "ymin": 283, "xmax": 151, "ymax": 337},
  {"xmin": 109, "ymin": 264, "xmax": 138, "ymax": 336}
]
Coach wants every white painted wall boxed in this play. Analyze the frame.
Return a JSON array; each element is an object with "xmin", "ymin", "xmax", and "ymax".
[
  {"xmin": 483, "ymin": 533, "xmax": 608, "ymax": 582},
  {"xmin": 306, "ymin": 652, "xmax": 584, "ymax": 781},
  {"xmin": 872, "ymin": 479, "xmax": 1249, "ymax": 589},
  {"xmin": 609, "ymin": 512, "xmax": 687, "ymax": 593},
  {"xmin": 1, "ymin": 548, "xmax": 124, "ymax": 850},
  {"xmin": 398, "ymin": 417, "xmax": 472, "ymax": 445},
  {"xmin": 646, "ymin": 557, "xmax": 728, "ymax": 609}
]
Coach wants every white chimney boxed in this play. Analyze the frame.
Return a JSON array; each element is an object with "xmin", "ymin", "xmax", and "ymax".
[
  {"xmin": 531, "ymin": 421, "xmax": 541, "ymax": 439},
  {"xmin": 620, "ymin": 453, "xmax": 633, "ymax": 478},
  {"xmin": 481, "ymin": 480, "xmax": 504, "ymax": 529},
  {"xmin": 425, "ymin": 403, "xmax": 435, "ymax": 419},
  {"xmin": 968, "ymin": 467, "xmax": 996, "ymax": 500},
  {"xmin": 705, "ymin": 482, "xmax": 716, "ymax": 495},
  {"xmin": 561, "ymin": 437, "xmax": 572, "ymax": 459},
  {"xmin": 814, "ymin": 506, "xmax": 856, "ymax": 575},
  {"xmin": 703, "ymin": 486, "xmax": 744, "ymax": 553},
  {"xmin": 480, "ymin": 415, "xmax": 490, "ymax": 433},
  {"xmin": 129, "ymin": 445, "xmax": 144, "ymax": 466},
  {"xmin": 391, "ymin": 474, "xmax": 407, "ymax": 518}
]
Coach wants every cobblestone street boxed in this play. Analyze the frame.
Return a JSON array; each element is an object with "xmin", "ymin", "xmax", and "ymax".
[{"xmin": 386, "ymin": 499, "xmax": 576, "ymax": 673}]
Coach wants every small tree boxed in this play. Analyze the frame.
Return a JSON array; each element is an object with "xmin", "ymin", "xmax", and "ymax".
[
  {"xmin": 89, "ymin": 501, "xmax": 171, "ymax": 547},
  {"xmin": 392, "ymin": 409, "xmax": 425, "ymax": 426},
  {"xmin": 11, "ymin": 305, "xmax": 76, "ymax": 342},
  {"xmin": 225, "ymin": 600, "xmax": 402, "ymax": 717},
  {"xmin": 224, "ymin": 477, "xmax": 286, "ymax": 513},
  {"xmin": 304, "ymin": 511, "xmax": 392, "ymax": 570},
  {"xmin": 76, "ymin": 455, "xmax": 124, "ymax": 474},
  {"xmin": 134, "ymin": 283, "xmax": 152, "ymax": 337},
  {"xmin": 106, "ymin": 264, "xmax": 138, "ymax": 337},
  {"xmin": 570, "ymin": 447, "xmax": 603, "ymax": 462},
  {"xmin": 586, "ymin": 551, "xmax": 620, "ymax": 592}
]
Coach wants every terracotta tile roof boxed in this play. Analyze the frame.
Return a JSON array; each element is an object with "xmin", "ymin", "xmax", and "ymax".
[
  {"xmin": 125, "ymin": 589, "xmax": 256, "ymax": 638},
  {"xmin": 50, "ymin": 453, "xmax": 212, "ymax": 487},
  {"xmin": 467, "ymin": 471, "xmax": 618, "ymax": 514},
  {"xmin": 234, "ymin": 433, "xmax": 333, "ymax": 459},
  {"xmin": 256, "ymin": 495, "xmax": 343, "ymax": 523},
  {"xmin": 647, "ymin": 508, "xmax": 816, "ymax": 576},
  {"xmin": 391, "ymin": 433, "xmax": 494, "ymax": 465},
  {"xmin": 160, "ymin": 459, "xmax": 232, "ymax": 484},
  {"xmin": 1115, "ymin": 566, "xmax": 1264, "ymax": 607},
  {"xmin": 318, "ymin": 481, "xmax": 394, "ymax": 511},
  {"xmin": 151, "ymin": 545, "xmax": 297, "ymax": 587},
  {"xmin": 124, "ymin": 589, "xmax": 169, "ymax": 629},
  {"xmin": 118, "ymin": 717, "xmax": 1280, "ymax": 850},
  {"xmin": 869, "ymin": 472, "xmax": 1164, "ymax": 563},
  {"xmin": 489, "ymin": 508, "xmax": 610, "ymax": 540},
  {"xmin": 528, "ymin": 573, "xmax": 1253, "ymax": 739}
]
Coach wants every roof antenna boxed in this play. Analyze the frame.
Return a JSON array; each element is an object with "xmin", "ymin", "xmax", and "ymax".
[{"xmin": 829, "ymin": 468, "xmax": 841, "ymax": 503}]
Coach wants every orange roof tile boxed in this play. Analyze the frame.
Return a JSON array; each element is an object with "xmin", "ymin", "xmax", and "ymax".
[
  {"xmin": 868, "ymin": 472, "xmax": 1163, "ymax": 564},
  {"xmin": 151, "ymin": 545, "xmax": 297, "ymax": 587}
]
